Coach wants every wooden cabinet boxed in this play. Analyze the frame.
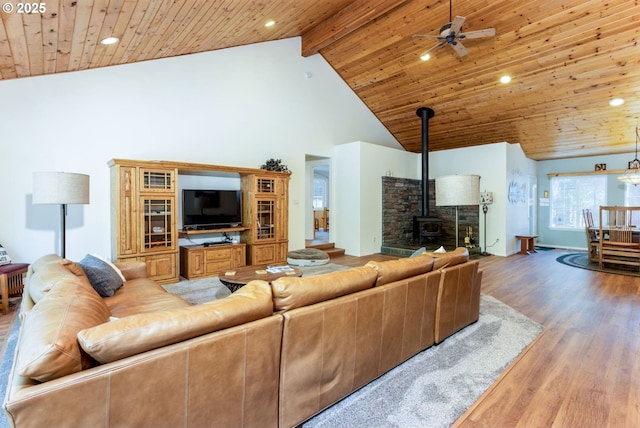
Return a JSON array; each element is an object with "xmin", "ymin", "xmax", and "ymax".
[
  {"xmin": 179, "ymin": 244, "xmax": 246, "ymax": 279},
  {"xmin": 110, "ymin": 159, "xmax": 290, "ymax": 283},
  {"xmin": 144, "ymin": 253, "xmax": 178, "ymax": 282},
  {"xmin": 110, "ymin": 161, "xmax": 179, "ymax": 284},
  {"xmin": 241, "ymin": 174, "xmax": 290, "ymax": 265}
]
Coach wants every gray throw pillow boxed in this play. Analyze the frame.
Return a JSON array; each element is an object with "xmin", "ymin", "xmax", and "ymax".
[{"xmin": 78, "ymin": 254, "xmax": 124, "ymax": 297}]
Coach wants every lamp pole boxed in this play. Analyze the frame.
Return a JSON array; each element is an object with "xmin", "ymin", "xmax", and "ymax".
[{"xmin": 482, "ymin": 203, "xmax": 489, "ymax": 255}]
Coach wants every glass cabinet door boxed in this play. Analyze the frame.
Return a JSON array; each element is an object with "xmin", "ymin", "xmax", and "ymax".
[
  {"xmin": 255, "ymin": 199, "xmax": 275, "ymax": 240},
  {"xmin": 256, "ymin": 177, "xmax": 276, "ymax": 194},
  {"xmin": 141, "ymin": 197, "xmax": 175, "ymax": 252},
  {"xmin": 140, "ymin": 168, "xmax": 175, "ymax": 192}
]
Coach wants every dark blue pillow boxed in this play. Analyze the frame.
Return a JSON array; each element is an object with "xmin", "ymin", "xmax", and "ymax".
[{"xmin": 78, "ymin": 254, "xmax": 124, "ymax": 297}]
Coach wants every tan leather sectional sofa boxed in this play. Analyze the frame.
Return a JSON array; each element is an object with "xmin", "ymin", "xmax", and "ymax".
[{"xmin": 3, "ymin": 248, "xmax": 481, "ymax": 428}]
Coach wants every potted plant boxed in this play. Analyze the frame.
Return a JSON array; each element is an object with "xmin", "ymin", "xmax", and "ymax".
[{"xmin": 260, "ymin": 158, "xmax": 290, "ymax": 173}]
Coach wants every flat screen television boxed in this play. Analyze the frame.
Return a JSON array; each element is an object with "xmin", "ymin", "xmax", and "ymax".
[{"xmin": 182, "ymin": 189, "xmax": 242, "ymax": 230}]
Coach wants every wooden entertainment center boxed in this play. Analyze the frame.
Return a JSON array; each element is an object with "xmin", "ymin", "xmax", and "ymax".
[{"xmin": 108, "ymin": 159, "xmax": 290, "ymax": 284}]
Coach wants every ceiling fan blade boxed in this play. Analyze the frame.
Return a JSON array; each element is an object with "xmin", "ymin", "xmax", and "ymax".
[
  {"xmin": 459, "ymin": 28, "xmax": 496, "ymax": 39},
  {"xmin": 450, "ymin": 15, "xmax": 465, "ymax": 35},
  {"xmin": 425, "ymin": 41, "xmax": 446, "ymax": 54},
  {"xmin": 413, "ymin": 34, "xmax": 443, "ymax": 39},
  {"xmin": 450, "ymin": 41, "xmax": 468, "ymax": 57}
]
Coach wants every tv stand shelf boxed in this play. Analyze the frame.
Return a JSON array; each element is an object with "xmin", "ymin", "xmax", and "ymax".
[
  {"xmin": 179, "ymin": 226, "xmax": 250, "ymax": 236},
  {"xmin": 180, "ymin": 243, "xmax": 246, "ymax": 280}
]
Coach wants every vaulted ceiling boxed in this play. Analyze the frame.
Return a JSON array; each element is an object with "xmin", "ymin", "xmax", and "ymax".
[{"xmin": 1, "ymin": 0, "xmax": 639, "ymax": 160}]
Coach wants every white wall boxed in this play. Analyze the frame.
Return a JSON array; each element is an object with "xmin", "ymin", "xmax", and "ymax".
[
  {"xmin": 333, "ymin": 141, "xmax": 420, "ymax": 256},
  {"xmin": 333, "ymin": 143, "xmax": 362, "ymax": 255},
  {"xmin": 505, "ymin": 143, "xmax": 538, "ymax": 254},
  {"xmin": 330, "ymin": 140, "xmax": 536, "ymax": 257},
  {"xmin": 411, "ymin": 141, "xmax": 536, "ymax": 256},
  {"xmin": 429, "ymin": 143, "xmax": 512, "ymax": 255},
  {"xmin": 0, "ymin": 37, "xmax": 400, "ymax": 262}
]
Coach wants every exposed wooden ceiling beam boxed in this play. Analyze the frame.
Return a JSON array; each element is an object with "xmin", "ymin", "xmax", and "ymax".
[{"xmin": 301, "ymin": 0, "xmax": 410, "ymax": 57}]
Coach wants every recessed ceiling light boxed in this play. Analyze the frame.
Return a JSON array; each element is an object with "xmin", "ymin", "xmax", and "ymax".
[
  {"xmin": 499, "ymin": 75, "xmax": 512, "ymax": 84},
  {"xmin": 420, "ymin": 52, "xmax": 431, "ymax": 61},
  {"xmin": 265, "ymin": 20, "xmax": 276, "ymax": 27},
  {"xmin": 100, "ymin": 37, "xmax": 119, "ymax": 45},
  {"xmin": 610, "ymin": 97, "xmax": 625, "ymax": 106}
]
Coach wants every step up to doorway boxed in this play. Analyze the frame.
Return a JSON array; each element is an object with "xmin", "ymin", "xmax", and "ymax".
[{"xmin": 305, "ymin": 242, "xmax": 346, "ymax": 258}]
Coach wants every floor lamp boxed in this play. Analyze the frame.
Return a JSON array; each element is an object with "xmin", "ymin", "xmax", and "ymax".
[
  {"xmin": 480, "ymin": 191, "xmax": 494, "ymax": 255},
  {"xmin": 33, "ymin": 172, "xmax": 90, "ymax": 258},
  {"xmin": 435, "ymin": 175, "xmax": 480, "ymax": 248}
]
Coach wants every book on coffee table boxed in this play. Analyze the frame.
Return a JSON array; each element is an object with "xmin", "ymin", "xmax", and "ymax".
[{"xmin": 266, "ymin": 265, "xmax": 294, "ymax": 273}]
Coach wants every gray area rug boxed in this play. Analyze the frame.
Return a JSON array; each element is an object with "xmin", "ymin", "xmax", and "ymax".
[
  {"xmin": 556, "ymin": 252, "xmax": 640, "ymax": 276},
  {"xmin": 302, "ymin": 294, "xmax": 543, "ymax": 428}
]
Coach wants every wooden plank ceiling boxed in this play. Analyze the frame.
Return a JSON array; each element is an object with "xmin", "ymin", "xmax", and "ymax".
[{"xmin": 1, "ymin": 0, "xmax": 639, "ymax": 161}]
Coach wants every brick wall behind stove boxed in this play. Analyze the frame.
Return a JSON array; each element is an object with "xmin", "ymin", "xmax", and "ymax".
[{"xmin": 382, "ymin": 176, "xmax": 479, "ymax": 248}]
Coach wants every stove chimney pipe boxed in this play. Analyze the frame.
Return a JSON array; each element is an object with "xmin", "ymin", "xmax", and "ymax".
[{"xmin": 416, "ymin": 107, "xmax": 435, "ymax": 216}]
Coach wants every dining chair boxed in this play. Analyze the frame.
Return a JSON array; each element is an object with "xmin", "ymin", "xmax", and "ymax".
[
  {"xmin": 583, "ymin": 209, "xmax": 598, "ymax": 262},
  {"xmin": 599, "ymin": 225, "xmax": 640, "ymax": 271}
]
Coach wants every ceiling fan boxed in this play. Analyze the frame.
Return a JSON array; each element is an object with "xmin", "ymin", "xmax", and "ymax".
[{"xmin": 413, "ymin": 1, "xmax": 495, "ymax": 58}]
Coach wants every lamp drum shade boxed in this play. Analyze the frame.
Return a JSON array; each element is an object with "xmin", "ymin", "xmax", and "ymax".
[
  {"xmin": 435, "ymin": 175, "xmax": 480, "ymax": 206},
  {"xmin": 33, "ymin": 172, "xmax": 90, "ymax": 205}
]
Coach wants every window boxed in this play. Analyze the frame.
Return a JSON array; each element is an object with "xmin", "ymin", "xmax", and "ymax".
[
  {"xmin": 623, "ymin": 184, "xmax": 640, "ymax": 225},
  {"xmin": 624, "ymin": 183, "xmax": 640, "ymax": 206},
  {"xmin": 313, "ymin": 177, "xmax": 327, "ymax": 209},
  {"xmin": 549, "ymin": 175, "xmax": 606, "ymax": 229}
]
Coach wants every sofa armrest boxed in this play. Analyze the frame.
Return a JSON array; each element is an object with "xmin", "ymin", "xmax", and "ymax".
[
  {"xmin": 114, "ymin": 261, "xmax": 147, "ymax": 280},
  {"xmin": 434, "ymin": 260, "xmax": 481, "ymax": 343}
]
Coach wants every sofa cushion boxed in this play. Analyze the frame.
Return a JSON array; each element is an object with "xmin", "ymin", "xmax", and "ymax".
[
  {"xmin": 26, "ymin": 255, "xmax": 81, "ymax": 304},
  {"xmin": 365, "ymin": 256, "xmax": 435, "ymax": 286},
  {"xmin": 16, "ymin": 268, "xmax": 111, "ymax": 382},
  {"xmin": 114, "ymin": 260, "xmax": 148, "ymax": 280},
  {"xmin": 104, "ymin": 277, "xmax": 190, "ymax": 318},
  {"xmin": 77, "ymin": 254, "xmax": 126, "ymax": 297},
  {"xmin": 77, "ymin": 280, "xmax": 274, "ymax": 363},
  {"xmin": 423, "ymin": 247, "xmax": 469, "ymax": 269},
  {"xmin": 107, "ymin": 288, "xmax": 191, "ymax": 318},
  {"xmin": 271, "ymin": 266, "xmax": 377, "ymax": 312}
]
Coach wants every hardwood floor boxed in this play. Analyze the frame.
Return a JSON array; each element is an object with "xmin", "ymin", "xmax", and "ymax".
[{"xmin": 332, "ymin": 249, "xmax": 640, "ymax": 427}]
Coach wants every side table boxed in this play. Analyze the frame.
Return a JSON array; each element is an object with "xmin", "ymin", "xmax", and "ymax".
[
  {"xmin": 0, "ymin": 263, "xmax": 28, "ymax": 314},
  {"xmin": 515, "ymin": 235, "xmax": 538, "ymax": 255}
]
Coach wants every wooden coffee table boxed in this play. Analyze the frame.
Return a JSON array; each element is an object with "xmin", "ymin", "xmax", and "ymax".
[{"xmin": 219, "ymin": 264, "xmax": 302, "ymax": 292}]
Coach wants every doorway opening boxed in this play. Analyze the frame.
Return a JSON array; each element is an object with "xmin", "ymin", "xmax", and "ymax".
[{"xmin": 305, "ymin": 156, "xmax": 331, "ymax": 245}]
